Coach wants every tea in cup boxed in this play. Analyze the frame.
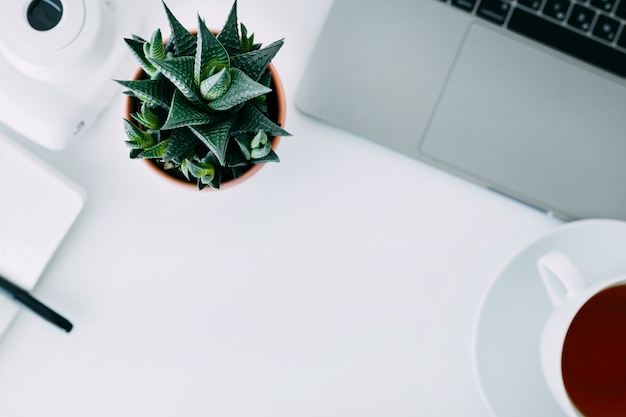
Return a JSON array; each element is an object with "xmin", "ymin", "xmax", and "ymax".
[{"xmin": 538, "ymin": 251, "xmax": 626, "ymax": 417}]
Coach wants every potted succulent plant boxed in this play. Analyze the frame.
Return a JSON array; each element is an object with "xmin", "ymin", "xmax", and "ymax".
[{"xmin": 115, "ymin": 1, "xmax": 291, "ymax": 189}]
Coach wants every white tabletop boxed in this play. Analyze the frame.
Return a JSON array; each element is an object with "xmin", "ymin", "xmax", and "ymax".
[{"xmin": 0, "ymin": 0, "xmax": 563, "ymax": 415}]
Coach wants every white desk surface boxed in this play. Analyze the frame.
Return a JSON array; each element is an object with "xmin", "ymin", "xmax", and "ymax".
[{"xmin": 0, "ymin": 0, "xmax": 562, "ymax": 415}]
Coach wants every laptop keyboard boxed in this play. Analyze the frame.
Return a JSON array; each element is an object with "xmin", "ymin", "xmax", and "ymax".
[{"xmin": 439, "ymin": 0, "xmax": 626, "ymax": 77}]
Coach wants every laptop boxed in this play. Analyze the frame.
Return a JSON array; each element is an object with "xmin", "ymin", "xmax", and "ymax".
[{"xmin": 296, "ymin": 0, "xmax": 626, "ymax": 221}]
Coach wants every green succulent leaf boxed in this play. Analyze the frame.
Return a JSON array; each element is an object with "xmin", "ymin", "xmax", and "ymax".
[
  {"xmin": 185, "ymin": 155, "xmax": 221, "ymax": 189},
  {"xmin": 252, "ymin": 149, "xmax": 279, "ymax": 163},
  {"xmin": 162, "ymin": 129, "xmax": 198, "ymax": 161},
  {"xmin": 195, "ymin": 17, "xmax": 230, "ymax": 86},
  {"xmin": 233, "ymin": 103, "xmax": 291, "ymax": 137},
  {"xmin": 131, "ymin": 112, "xmax": 154, "ymax": 130},
  {"xmin": 235, "ymin": 130, "xmax": 272, "ymax": 160},
  {"xmin": 208, "ymin": 68, "xmax": 271, "ymax": 111},
  {"xmin": 228, "ymin": 145, "xmax": 277, "ymax": 166},
  {"xmin": 115, "ymin": 78, "xmax": 174, "ymax": 109},
  {"xmin": 251, "ymin": 144, "xmax": 271, "ymax": 159},
  {"xmin": 205, "ymin": 154, "xmax": 223, "ymax": 189},
  {"xmin": 180, "ymin": 158, "xmax": 191, "ymax": 180},
  {"xmin": 161, "ymin": 90, "xmax": 213, "ymax": 130},
  {"xmin": 250, "ymin": 129, "xmax": 267, "ymax": 148},
  {"xmin": 234, "ymin": 135, "xmax": 252, "ymax": 160},
  {"xmin": 231, "ymin": 39, "xmax": 283, "ymax": 81},
  {"xmin": 189, "ymin": 116, "xmax": 235, "ymax": 165},
  {"xmin": 187, "ymin": 161, "xmax": 215, "ymax": 180},
  {"xmin": 123, "ymin": 119, "xmax": 155, "ymax": 149},
  {"xmin": 146, "ymin": 29, "xmax": 166, "ymax": 59},
  {"xmin": 250, "ymin": 130, "xmax": 271, "ymax": 158},
  {"xmin": 138, "ymin": 139, "xmax": 169, "ymax": 159},
  {"xmin": 240, "ymin": 24, "xmax": 255, "ymax": 53},
  {"xmin": 217, "ymin": 0, "xmax": 242, "ymax": 56},
  {"xmin": 200, "ymin": 68, "xmax": 232, "ymax": 101},
  {"xmin": 131, "ymin": 103, "xmax": 162, "ymax": 130},
  {"xmin": 162, "ymin": 1, "xmax": 197, "ymax": 56},
  {"xmin": 143, "ymin": 103, "xmax": 162, "ymax": 127},
  {"xmin": 150, "ymin": 57, "xmax": 202, "ymax": 105},
  {"xmin": 124, "ymin": 38, "xmax": 158, "ymax": 77}
]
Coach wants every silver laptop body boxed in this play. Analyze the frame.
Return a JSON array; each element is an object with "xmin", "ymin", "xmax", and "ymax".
[{"xmin": 296, "ymin": 0, "xmax": 626, "ymax": 221}]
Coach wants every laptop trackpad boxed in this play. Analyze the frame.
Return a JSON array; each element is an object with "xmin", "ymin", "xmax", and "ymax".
[{"xmin": 420, "ymin": 24, "xmax": 626, "ymax": 220}]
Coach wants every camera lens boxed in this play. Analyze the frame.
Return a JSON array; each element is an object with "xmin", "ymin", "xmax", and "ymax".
[{"xmin": 27, "ymin": 0, "xmax": 64, "ymax": 31}]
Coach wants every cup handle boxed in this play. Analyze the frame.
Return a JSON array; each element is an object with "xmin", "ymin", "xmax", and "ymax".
[{"xmin": 537, "ymin": 251, "xmax": 585, "ymax": 306}]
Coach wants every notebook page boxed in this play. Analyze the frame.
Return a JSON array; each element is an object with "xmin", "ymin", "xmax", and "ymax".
[{"xmin": 0, "ymin": 131, "xmax": 85, "ymax": 332}]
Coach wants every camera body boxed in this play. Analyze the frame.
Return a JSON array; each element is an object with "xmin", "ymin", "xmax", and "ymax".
[{"xmin": 0, "ymin": 0, "xmax": 143, "ymax": 150}]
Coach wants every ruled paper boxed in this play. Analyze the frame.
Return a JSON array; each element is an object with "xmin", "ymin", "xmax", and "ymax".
[{"xmin": 0, "ymin": 131, "xmax": 85, "ymax": 332}]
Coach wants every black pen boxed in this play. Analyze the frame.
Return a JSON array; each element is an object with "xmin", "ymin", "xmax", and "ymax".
[{"xmin": 0, "ymin": 274, "xmax": 72, "ymax": 333}]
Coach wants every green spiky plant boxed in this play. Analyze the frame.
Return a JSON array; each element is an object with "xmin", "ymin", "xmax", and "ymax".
[{"xmin": 115, "ymin": 1, "xmax": 291, "ymax": 189}]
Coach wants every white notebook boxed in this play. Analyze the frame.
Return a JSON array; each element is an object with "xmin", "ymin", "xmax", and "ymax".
[{"xmin": 0, "ymin": 131, "xmax": 85, "ymax": 333}]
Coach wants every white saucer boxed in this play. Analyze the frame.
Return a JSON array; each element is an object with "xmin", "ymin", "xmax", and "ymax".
[{"xmin": 472, "ymin": 219, "xmax": 626, "ymax": 417}]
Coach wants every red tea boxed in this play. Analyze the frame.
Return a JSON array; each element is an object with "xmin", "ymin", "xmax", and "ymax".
[{"xmin": 562, "ymin": 283, "xmax": 626, "ymax": 417}]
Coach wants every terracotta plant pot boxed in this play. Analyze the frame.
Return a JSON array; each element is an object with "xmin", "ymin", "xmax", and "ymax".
[{"xmin": 124, "ymin": 62, "xmax": 286, "ymax": 190}]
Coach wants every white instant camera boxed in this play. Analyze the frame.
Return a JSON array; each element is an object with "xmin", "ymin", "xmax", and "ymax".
[{"xmin": 0, "ymin": 0, "xmax": 144, "ymax": 150}]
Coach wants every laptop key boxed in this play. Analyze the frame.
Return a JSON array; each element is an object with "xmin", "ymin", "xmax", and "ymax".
[
  {"xmin": 543, "ymin": 0, "xmax": 572, "ymax": 21},
  {"xmin": 477, "ymin": 0, "xmax": 512, "ymax": 25},
  {"xmin": 592, "ymin": 14, "xmax": 620, "ymax": 42},
  {"xmin": 567, "ymin": 4, "xmax": 596, "ymax": 32},
  {"xmin": 589, "ymin": 0, "xmax": 616, "ymax": 12},
  {"xmin": 508, "ymin": 7, "xmax": 626, "ymax": 77}
]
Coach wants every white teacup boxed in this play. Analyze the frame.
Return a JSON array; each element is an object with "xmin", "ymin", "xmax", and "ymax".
[{"xmin": 538, "ymin": 251, "xmax": 626, "ymax": 417}]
